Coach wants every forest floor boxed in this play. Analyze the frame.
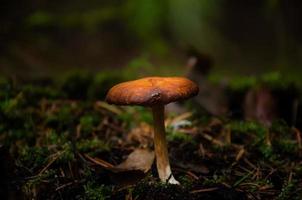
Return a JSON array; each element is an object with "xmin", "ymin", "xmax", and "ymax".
[{"xmin": 1, "ymin": 71, "xmax": 302, "ymax": 200}]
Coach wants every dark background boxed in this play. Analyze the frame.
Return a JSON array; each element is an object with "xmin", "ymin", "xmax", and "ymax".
[{"xmin": 1, "ymin": 0, "xmax": 302, "ymax": 78}]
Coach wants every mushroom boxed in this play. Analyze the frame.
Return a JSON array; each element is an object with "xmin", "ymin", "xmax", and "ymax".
[{"xmin": 106, "ymin": 77, "xmax": 199, "ymax": 184}]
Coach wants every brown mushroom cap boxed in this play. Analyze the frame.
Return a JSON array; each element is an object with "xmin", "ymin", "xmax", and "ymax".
[{"xmin": 105, "ymin": 77, "xmax": 199, "ymax": 106}]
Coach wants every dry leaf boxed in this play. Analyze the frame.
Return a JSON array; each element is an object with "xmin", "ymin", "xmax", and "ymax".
[
  {"xmin": 84, "ymin": 148, "xmax": 154, "ymax": 173},
  {"xmin": 84, "ymin": 149, "xmax": 155, "ymax": 186},
  {"xmin": 115, "ymin": 149, "xmax": 154, "ymax": 173}
]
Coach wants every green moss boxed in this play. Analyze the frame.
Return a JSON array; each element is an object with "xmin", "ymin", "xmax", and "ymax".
[
  {"xmin": 277, "ymin": 180, "xmax": 302, "ymax": 200},
  {"xmin": 87, "ymin": 71, "xmax": 126, "ymax": 100},
  {"xmin": 258, "ymin": 144, "xmax": 274, "ymax": 159},
  {"xmin": 83, "ymin": 182, "xmax": 112, "ymax": 200},
  {"xmin": 233, "ymin": 171, "xmax": 253, "ymax": 187},
  {"xmin": 21, "ymin": 85, "xmax": 63, "ymax": 104},
  {"xmin": 274, "ymin": 139, "xmax": 298, "ymax": 154},
  {"xmin": 166, "ymin": 118, "xmax": 194, "ymax": 142},
  {"xmin": 45, "ymin": 104, "xmax": 74, "ymax": 130},
  {"xmin": 260, "ymin": 72, "xmax": 297, "ymax": 90},
  {"xmin": 294, "ymin": 166, "xmax": 302, "ymax": 177},
  {"xmin": 228, "ymin": 120, "xmax": 267, "ymax": 141},
  {"xmin": 59, "ymin": 71, "xmax": 93, "ymax": 99},
  {"xmin": 136, "ymin": 107, "xmax": 153, "ymax": 124},
  {"xmin": 248, "ymin": 179, "xmax": 273, "ymax": 192},
  {"xmin": 229, "ymin": 121, "xmax": 264, "ymax": 133},
  {"xmin": 223, "ymin": 121, "xmax": 289, "ymax": 159},
  {"xmin": 80, "ymin": 115, "xmax": 99, "ymax": 135},
  {"xmin": 0, "ymin": 77, "xmax": 12, "ymax": 100},
  {"xmin": 210, "ymin": 71, "xmax": 299, "ymax": 94},
  {"xmin": 270, "ymin": 121, "xmax": 299, "ymax": 155},
  {"xmin": 44, "ymin": 130, "xmax": 68, "ymax": 146},
  {"xmin": 228, "ymin": 76, "xmax": 257, "ymax": 91},
  {"xmin": 124, "ymin": 56, "xmax": 154, "ymax": 78},
  {"xmin": 166, "ymin": 130, "xmax": 193, "ymax": 143},
  {"xmin": 76, "ymin": 138, "xmax": 110, "ymax": 154},
  {"xmin": 1, "ymin": 92, "xmax": 24, "ymax": 114},
  {"xmin": 57, "ymin": 142, "xmax": 75, "ymax": 163},
  {"xmin": 118, "ymin": 111, "xmax": 133, "ymax": 128},
  {"xmin": 202, "ymin": 173, "xmax": 227, "ymax": 187},
  {"xmin": 133, "ymin": 179, "xmax": 188, "ymax": 200},
  {"xmin": 261, "ymin": 72, "xmax": 282, "ymax": 87},
  {"xmin": 5, "ymin": 129, "xmax": 35, "ymax": 144},
  {"xmin": 18, "ymin": 146, "xmax": 50, "ymax": 170},
  {"xmin": 270, "ymin": 120, "xmax": 291, "ymax": 137},
  {"xmin": 118, "ymin": 106, "xmax": 153, "ymax": 128},
  {"xmin": 178, "ymin": 175, "xmax": 194, "ymax": 188},
  {"xmin": 22, "ymin": 169, "xmax": 56, "ymax": 197}
]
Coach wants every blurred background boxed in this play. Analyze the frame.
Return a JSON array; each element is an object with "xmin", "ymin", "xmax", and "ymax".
[{"xmin": 1, "ymin": 0, "xmax": 302, "ymax": 78}]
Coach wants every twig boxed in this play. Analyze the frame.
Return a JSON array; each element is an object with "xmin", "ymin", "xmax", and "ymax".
[
  {"xmin": 243, "ymin": 158, "xmax": 257, "ymax": 170},
  {"xmin": 238, "ymin": 165, "xmax": 253, "ymax": 174},
  {"xmin": 186, "ymin": 171, "xmax": 199, "ymax": 180},
  {"xmin": 83, "ymin": 153, "xmax": 114, "ymax": 168},
  {"xmin": 55, "ymin": 181, "xmax": 76, "ymax": 191},
  {"xmin": 173, "ymin": 168, "xmax": 199, "ymax": 180},
  {"xmin": 264, "ymin": 168, "xmax": 276, "ymax": 180},
  {"xmin": 190, "ymin": 187, "xmax": 218, "ymax": 194},
  {"xmin": 201, "ymin": 132, "xmax": 224, "ymax": 146},
  {"xmin": 259, "ymin": 185, "xmax": 273, "ymax": 191},
  {"xmin": 235, "ymin": 147, "xmax": 245, "ymax": 162},
  {"xmin": 68, "ymin": 161, "xmax": 74, "ymax": 179},
  {"xmin": 288, "ymin": 171, "xmax": 293, "ymax": 183},
  {"xmin": 239, "ymin": 182, "xmax": 260, "ymax": 187}
]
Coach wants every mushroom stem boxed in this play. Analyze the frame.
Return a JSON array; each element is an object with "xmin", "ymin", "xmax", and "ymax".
[{"xmin": 152, "ymin": 105, "xmax": 179, "ymax": 184}]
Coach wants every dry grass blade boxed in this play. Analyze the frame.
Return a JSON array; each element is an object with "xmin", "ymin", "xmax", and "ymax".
[
  {"xmin": 236, "ymin": 148, "xmax": 245, "ymax": 162},
  {"xmin": 95, "ymin": 101, "xmax": 122, "ymax": 115},
  {"xmin": 167, "ymin": 112, "xmax": 192, "ymax": 126},
  {"xmin": 84, "ymin": 154, "xmax": 114, "ymax": 169},
  {"xmin": 190, "ymin": 187, "xmax": 218, "ymax": 194},
  {"xmin": 201, "ymin": 132, "xmax": 224, "ymax": 146}
]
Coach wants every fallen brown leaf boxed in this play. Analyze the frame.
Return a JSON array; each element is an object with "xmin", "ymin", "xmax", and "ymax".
[
  {"xmin": 115, "ymin": 148, "xmax": 154, "ymax": 173},
  {"xmin": 84, "ymin": 148, "xmax": 154, "ymax": 173},
  {"xmin": 84, "ymin": 149, "xmax": 155, "ymax": 186}
]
